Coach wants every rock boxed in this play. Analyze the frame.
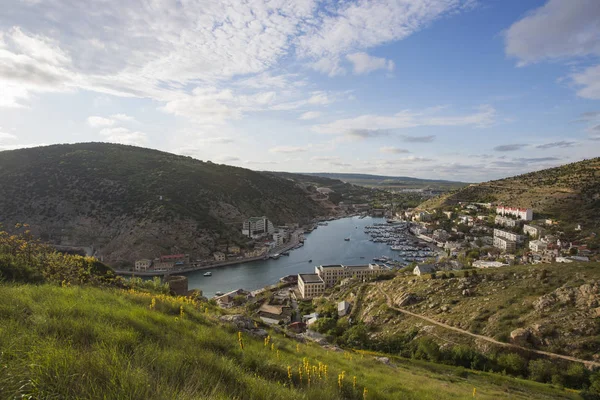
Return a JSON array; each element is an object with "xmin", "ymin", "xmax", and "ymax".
[
  {"xmin": 376, "ymin": 357, "xmax": 390, "ymax": 365},
  {"xmin": 248, "ymin": 329, "xmax": 269, "ymax": 338},
  {"xmin": 440, "ymin": 305, "xmax": 450, "ymax": 312},
  {"xmin": 395, "ymin": 293, "xmax": 419, "ymax": 307},
  {"xmin": 219, "ymin": 315, "xmax": 254, "ymax": 330},
  {"xmin": 510, "ymin": 328, "xmax": 530, "ymax": 345},
  {"xmin": 462, "ymin": 289, "xmax": 471, "ymax": 297}
]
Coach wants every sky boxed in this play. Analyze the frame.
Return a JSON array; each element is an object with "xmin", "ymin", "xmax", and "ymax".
[{"xmin": 0, "ymin": 0, "xmax": 599, "ymax": 182}]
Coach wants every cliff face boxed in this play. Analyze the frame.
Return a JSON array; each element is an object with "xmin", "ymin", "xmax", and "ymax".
[{"xmin": 0, "ymin": 143, "xmax": 328, "ymax": 264}]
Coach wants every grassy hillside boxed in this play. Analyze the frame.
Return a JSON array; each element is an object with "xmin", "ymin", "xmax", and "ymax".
[
  {"xmin": 419, "ymin": 158, "xmax": 600, "ymax": 222},
  {"xmin": 0, "ymin": 284, "xmax": 585, "ymax": 400},
  {"xmin": 0, "ymin": 143, "xmax": 328, "ymax": 264},
  {"xmin": 303, "ymin": 173, "xmax": 469, "ymax": 191},
  {"xmin": 0, "ymin": 229, "xmax": 590, "ymax": 399}
]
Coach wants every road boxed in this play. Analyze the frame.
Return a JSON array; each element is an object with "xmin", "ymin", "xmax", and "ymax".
[{"xmin": 376, "ymin": 284, "xmax": 600, "ymax": 369}]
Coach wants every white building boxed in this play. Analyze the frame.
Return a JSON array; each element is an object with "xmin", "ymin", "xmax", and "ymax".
[
  {"xmin": 297, "ymin": 274, "xmax": 326, "ymax": 299},
  {"xmin": 473, "ymin": 260, "xmax": 508, "ymax": 268},
  {"xmin": 413, "ymin": 264, "xmax": 435, "ymax": 276},
  {"xmin": 493, "ymin": 236, "xmax": 516, "ymax": 252},
  {"xmin": 495, "ymin": 215, "xmax": 521, "ymax": 228},
  {"xmin": 242, "ymin": 216, "xmax": 275, "ymax": 239},
  {"xmin": 272, "ymin": 230, "xmax": 286, "ymax": 246},
  {"xmin": 496, "ymin": 206, "xmax": 533, "ymax": 221},
  {"xmin": 134, "ymin": 259, "xmax": 153, "ymax": 271},
  {"xmin": 523, "ymin": 224, "xmax": 543, "ymax": 239},
  {"xmin": 494, "ymin": 229, "xmax": 524, "ymax": 243},
  {"xmin": 529, "ymin": 240, "xmax": 548, "ymax": 252}
]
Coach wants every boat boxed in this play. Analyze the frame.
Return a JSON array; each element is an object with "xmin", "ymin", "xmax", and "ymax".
[
  {"xmin": 308, "ymin": 259, "xmax": 312, "ymax": 263},
  {"xmin": 281, "ymin": 251, "xmax": 290, "ymax": 256},
  {"xmin": 270, "ymin": 253, "xmax": 280, "ymax": 259},
  {"xmin": 203, "ymin": 271, "xmax": 212, "ymax": 276},
  {"xmin": 215, "ymin": 291, "xmax": 224, "ymax": 296},
  {"xmin": 344, "ymin": 237, "xmax": 350, "ymax": 241}
]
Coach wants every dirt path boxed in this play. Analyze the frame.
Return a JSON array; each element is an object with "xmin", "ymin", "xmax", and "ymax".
[{"xmin": 376, "ymin": 284, "xmax": 600, "ymax": 369}]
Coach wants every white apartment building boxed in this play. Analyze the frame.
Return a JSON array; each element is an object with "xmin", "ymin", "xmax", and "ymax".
[
  {"xmin": 494, "ymin": 229, "xmax": 524, "ymax": 243},
  {"xmin": 496, "ymin": 206, "xmax": 533, "ymax": 221},
  {"xmin": 493, "ymin": 236, "xmax": 516, "ymax": 252},
  {"xmin": 495, "ymin": 215, "xmax": 522, "ymax": 228},
  {"xmin": 242, "ymin": 216, "xmax": 275, "ymax": 238},
  {"xmin": 298, "ymin": 273, "xmax": 326, "ymax": 299},
  {"xmin": 523, "ymin": 224, "xmax": 543, "ymax": 239},
  {"xmin": 529, "ymin": 240, "xmax": 548, "ymax": 252}
]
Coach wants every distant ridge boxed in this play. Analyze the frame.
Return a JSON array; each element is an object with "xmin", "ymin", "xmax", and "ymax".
[
  {"xmin": 420, "ymin": 157, "xmax": 600, "ymax": 224},
  {"xmin": 300, "ymin": 172, "xmax": 469, "ymax": 190}
]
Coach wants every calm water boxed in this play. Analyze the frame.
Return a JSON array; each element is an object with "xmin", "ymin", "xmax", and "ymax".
[{"xmin": 185, "ymin": 216, "xmax": 402, "ymax": 298}]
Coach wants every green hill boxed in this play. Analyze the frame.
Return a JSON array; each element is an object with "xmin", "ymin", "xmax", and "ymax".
[
  {"xmin": 0, "ymin": 143, "xmax": 328, "ymax": 265},
  {"xmin": 0, "ymin": 227, "xmax": 593, "ymax": 399},
  {"xmin": 419, "ymin": 158, "xmax": 600, "ymax": 223},
  {"xmin": 302, "ymin": 172, "xmax": 469, "ymax": 191}
]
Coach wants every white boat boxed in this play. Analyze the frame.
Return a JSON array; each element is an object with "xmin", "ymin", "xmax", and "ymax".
[
  {"xmin": 203, "ymin": 271, "xmax": 212, "ymax": 276},
  {"xmin": 344, "ymin": 237, "xmax": 350, "ymax": 241}
]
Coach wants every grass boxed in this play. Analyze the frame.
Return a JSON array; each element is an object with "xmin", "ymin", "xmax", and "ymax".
[{"xmin": 0, "ymin": 283, "xmax": 583, "ymax": 399}]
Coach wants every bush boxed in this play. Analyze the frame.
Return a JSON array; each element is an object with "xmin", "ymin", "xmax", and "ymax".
[
  {"xmin": 528, "ymin": 359, "xmax": 557, "ymax": 383},
  {"xmin": 497, "ymin": 353, "xmax": 527, "ymax": 377}
]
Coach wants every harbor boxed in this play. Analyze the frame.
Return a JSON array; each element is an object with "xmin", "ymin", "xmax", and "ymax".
[{"xmin": 184, "ymin": 216, "xmax": 441, "ymax": 298}]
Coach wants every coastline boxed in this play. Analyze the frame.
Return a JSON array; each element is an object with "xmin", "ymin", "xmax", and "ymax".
[{"xmin": 113, "ymin": 229, "xmax": 306, "ymax": 277}]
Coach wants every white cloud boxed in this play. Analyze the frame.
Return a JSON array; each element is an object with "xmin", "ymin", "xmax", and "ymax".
[
  {"xmin": 299, "ymin": 111, "xmax": 322, "ymax": 120},
  {"xmin": 571, "ymin": 64, "xmax": 600, "ymax": 99},
  {"xmin": 0, "ymin": 130, "xmax": 17, "ymax": 141},
  {"xmin": 380, "ymin": 146, "xmax": 410, "ymax": 154},
  {"xmin": 313, "ymin": 105, "xmax": 496, "ymax": 136},
  {"xmin": 99, "ymin": 127, "xmax": 147, "ymax": 145},
  {"xmin": 87, "ymin": 116, "xmax": 115, "ymax": 128},
  {"xmin": 269, "ymin": 146, "xmax": 308, "ymax": 153},
  {"xmin": 298, "ymin": 0, "xmax": 473, "ymax": 75},
  {"xmin": 505, "ymin": 0, "xmax": 600, "ymax": 66},
  {"xmin": 346, "ymin": 52, "xmax": 394, "ymax": 75}
]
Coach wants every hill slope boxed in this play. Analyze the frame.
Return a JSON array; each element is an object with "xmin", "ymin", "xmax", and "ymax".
[
  {"xmin": 0, "ymin": 283, "xmax": 583, "ymax": 400},
  {"xmin": 420, "ymin": 158, "xmax": 600, "ymax": 222},
  {"xmin": 0, "ymin": 143, "xmax": 328, "ymax": 264},
  {"xmin": 303, "ymin": 172, "xmax": 468, "ymax": 190}
]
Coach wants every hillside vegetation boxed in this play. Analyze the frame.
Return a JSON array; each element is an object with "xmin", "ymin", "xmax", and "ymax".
[
  {"xmin": 0, "ymin": 226, "xmax": 588, "ymax": 399},
  {"xmin": 420, "ymin": 158, "xmax": 600, "ymax": 222},
  {"xmin": 0, "ymin": 143, "xmax": 328, "ymax": 264},
  {"xmin": 304, "ymin": 173, "xmax": 468, "ymax": 191}
]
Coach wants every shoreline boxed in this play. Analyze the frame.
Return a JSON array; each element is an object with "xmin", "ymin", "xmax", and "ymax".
[{"xmin": 114, "ymin": 229, "xmax": 306, "ymax": 277}]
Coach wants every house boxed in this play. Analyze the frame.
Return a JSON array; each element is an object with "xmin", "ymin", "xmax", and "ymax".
[
  {"xmin": 152, "ymin": 261, "xmax": 174, "ymax": 271},
  {"xmin": 314, "ymin": 264, "xmax": 384, "ymax": 287},
  {"xmin": 228, "ymin": 245, "xmax": 241, "ymax": 254},
  {"xmin": 213, "ymin": 252, "xmax": 226, "ymax": 262},
  {"xmin": 272, "ymin": 230, "xmax": 287, "ymax": 246},
  {"xmin": 258, "ymin": 304, "xmax": 292, "ymax": 325},
  {"xmin": 496, "ymin": 206, "xmax": 533, "ymax": 221},
  {"xmin": 242, "ymin": 216, "xmax": 275, "ymax": 239},
  {"xmin": 473, "ymin": 260, "xmax": 508, "ymax": 268},
  {"xmin": 413, "ymin": 264, "xmax": 435, "ymax": 276},
  {"xmin": 302, "ymin": 312, "xmax": 319, "ymax": 326},
  {"xmin": 556, "ymin": 257, "xmax": 574, "ymax": 263},
  {"xmin": 214, "ymin": 289, "xmax": 252, "ymax": 308},
  {"xmin": 134, "ymin": 259, "xmax": 153, "ymax": 271},
  {"xmin": 337, "ymin": 301, "xmax": 351, "ymax": 317},
  {"xmin": 529, "ymin": 240, "xmax": 548, "ymax": 252},
  {"xmin": 288, "ymin": 322, "xmax": 307, "ymax": 333}
]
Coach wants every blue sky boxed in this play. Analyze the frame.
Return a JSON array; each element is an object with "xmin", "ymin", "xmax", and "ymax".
[{"xmin": 0, "ymin": 0, "xmax": 599, "ymax": 182}]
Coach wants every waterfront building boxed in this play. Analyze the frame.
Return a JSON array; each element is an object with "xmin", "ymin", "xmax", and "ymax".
[
  {"xmin": 213, "ymin": 252, "xmax": 226, "ymax": 261},
  {"xmin": 160, "ymin": 254, "xmax": 189, "ymax": 264},
  {"xmin": 298, "ymin": 263, "xmax": 385, "ymax": 299},
  {"xmin": 242, "ymin": 216, "xmax": 275, "ymax": 238},
  {"xmin": 134, "ymin": 259, "xmax": 153, "ymax": 271},
  {"xmin": 496, "ymin": 206, "xmax": 533, "ymax": 221},
  {"xmin": 298, "ymin": 273, "xmax": 326, "ymax": 299}
]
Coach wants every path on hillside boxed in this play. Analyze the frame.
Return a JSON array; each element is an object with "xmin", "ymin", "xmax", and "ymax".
[{"xmin": 376, "ymin": 284, "xmax": 600, "ymax": 369}]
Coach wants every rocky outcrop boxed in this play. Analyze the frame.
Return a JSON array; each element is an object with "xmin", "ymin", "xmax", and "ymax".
[
  {"xmin": 510, "ymin": 328, "xmax": 530, "ymax": 345},
  {"xmin": 533, "ymin": 282, "xmax": 600, "ymax": 312}
]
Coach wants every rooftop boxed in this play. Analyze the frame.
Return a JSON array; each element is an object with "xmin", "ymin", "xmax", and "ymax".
[
  {"xmin": 298, "ymin": 273, "xmax": 324, "ymax": 284},
  {"xmin": 319, "ymin": 264, "xmax": 344, "ymax": 269}
]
